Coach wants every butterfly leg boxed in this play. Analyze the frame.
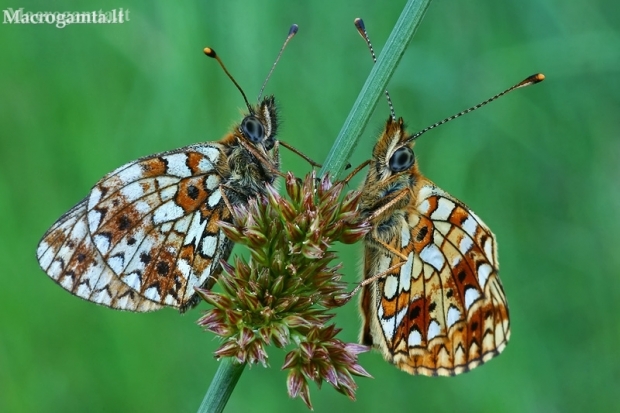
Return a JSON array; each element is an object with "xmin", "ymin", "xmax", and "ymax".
[
  {"xmin": 338, "ymin": 260, "xmax": 407, "ymax": 304},
  {"xmin": 219, "ymin": 184, "xmax": 235, "ymax": 213},
  {"xmin": 236, "ymin": 137, "xmax": 285, "ymax": 178},
  {"xmin": 369, "ymin": 237, "xmax": 408, "ymax": 260},
  {"xmin": 366, "ymin": 186, "xmax": 414, "ymax": 223}
]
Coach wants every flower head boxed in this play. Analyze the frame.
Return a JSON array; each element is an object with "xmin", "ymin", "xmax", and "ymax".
[{"xmin": 197, "ymin": 171, "xmax": 371, "ymax": 409}]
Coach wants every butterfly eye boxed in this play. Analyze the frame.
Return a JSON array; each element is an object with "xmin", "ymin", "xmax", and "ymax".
[
  {"xmin": 241, "ymin": 116, "xmax": 265, "ymax": 143},
  {"xmin": 388, "ymin": 147, "xmax": 415, "ymax": 172}
]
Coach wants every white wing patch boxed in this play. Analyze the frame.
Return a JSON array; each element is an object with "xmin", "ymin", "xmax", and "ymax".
[
  {"xmin": 195, "ymin": 145, "xmax": 220, "ymax": 163},
  {"xmin": 399, "ymin": 252, "xmax": 413, "ymax": 291},
  {"xmin": 419, "ymin": 243, "xmax": 445, "ymax": 271},
  {"xmin": 153, "ymin": 201, "xmax": 185, "ymax": 224},
  {"xmin": 430, "ymin": 198, "xmax": 455, "ymax": 221},
  {"xmin": 464, "ymin": 287, "xmax": 480, "ymax": 310},
  {"xmin": 383, "ymin": 275, "xmax": 398, "ymax": 300},
  {"xmin": 462, "ymin": 216, "xmax": 478, "ymax": 238},
  {"xmin": 447, "ymin": 306, "xmax": 461, "ymax": 328},
  {"xmin": 201, "ymin": 235, "xmax": 218, "ymax": 258},
  {"xmin": 408, "ymin": 329, "xmax": 422, "ymax": 347},
  {"xmin": 208, "ymin": 189, "xmax": 222, "ymax": 208},
  {"xmin": 163, "ymin": 153, "xmax": 192, "ymax": 177},
  {"xmin": 477, "ymin": 263, "xmax": 492, "ymax": 288},
  {"xmin": 427, "ymin": 320, "xmax": 441, "ymax": 341},
  {"xmin": 116, "ymin": 163, "xmax": 143, "ymax": 185}
]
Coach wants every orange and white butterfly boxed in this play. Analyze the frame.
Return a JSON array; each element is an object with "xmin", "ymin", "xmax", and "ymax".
[
  {"xmin": 356, "ymin": 73, "xmax": 544, "ymax": 376},
  {"xmin": 351, "ymin": 17, "xmax": 543, "ymax": 376},
  {"xmin": 36, "ymin": 27, "xmax": 301, "ymax": 313}
]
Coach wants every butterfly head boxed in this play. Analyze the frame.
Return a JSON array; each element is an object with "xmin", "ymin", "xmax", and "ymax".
[
  {"xmin": 359, "ymin": 117, "xmax": 420, "ymax": 220},
  {"xmin": 371, "ymin": 116, "xmax": 418, "ymax": 182},
  {"xmin": 238, "ymin": 95, "xmax": 279, "ymax": 152},
  {"xmin": 222, "ymin": 95, "xmax": 281, "ymax": 200}
]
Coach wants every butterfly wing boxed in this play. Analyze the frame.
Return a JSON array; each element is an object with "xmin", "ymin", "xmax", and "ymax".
[
  {"xmin": 84, "ymin": 144, "xmax": 233, "ymax": 311},
  {"xmin": 37, "ymin": 200, "xmax": 163, "ymax": 312},
  {"xmin": 37, "ymin": 143, "xmax": 234, "ymax": 312},
  {"xmin": 361, "ymin": 179, "xmax": 509, "ymax": 376}
]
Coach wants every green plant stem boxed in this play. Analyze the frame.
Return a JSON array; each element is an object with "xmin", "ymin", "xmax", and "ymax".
[
  {"xmin": 198, "ymin": 358, "xmax": 246, "ymax": 413},
  {"xmin": 319, "ymin": 0, "xmax": 432, "ymax": 178}
]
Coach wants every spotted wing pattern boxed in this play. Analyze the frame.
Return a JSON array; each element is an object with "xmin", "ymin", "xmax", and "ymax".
[
  {"xmin": 37, "ymin": 144, "xmax": 233, "ymax": 312},
  {"xmin": 36, "ymin": 201, "xmax": 163, "ymax": 312},
  {"xmin": 361, "ymin": 180, "xmax": 509, "ymax": 376}
]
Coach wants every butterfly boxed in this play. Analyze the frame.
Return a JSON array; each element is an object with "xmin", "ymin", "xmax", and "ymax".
[
  {"xmin": 36, "ymin": 27, "xmax": 303, "ymax": 313},
  {"xmin": 355, "ymin": 76, "xmax": 543, "ymax": 376},
  {"xmin": 349, "ymin": 17, "xmax": 543, "ymax": 376}
]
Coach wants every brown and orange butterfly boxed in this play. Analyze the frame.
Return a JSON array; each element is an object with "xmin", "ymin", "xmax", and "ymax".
[
  {"xmin": 353, "ymin": 18, "xmax": 544, "ymax": 375},
  {"xmin": 36, "ymin": 26, "xmax": 309, "ymax": 313}
]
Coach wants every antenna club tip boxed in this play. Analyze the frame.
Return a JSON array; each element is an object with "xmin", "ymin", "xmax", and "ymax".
[
  {"xmin": 354, "ymin": 18, "xmax": 365, "ymax": 29},
  {"xmin": 204, "ymin": 47, "xmax": 216, "ymax": 58},
  {"xmin": 517, "ymin": 73, "xmax": 545, "ymax": 88},
  {"xmin": 289, "ymin": 24, "xmax": 298, "ymax": 35}
]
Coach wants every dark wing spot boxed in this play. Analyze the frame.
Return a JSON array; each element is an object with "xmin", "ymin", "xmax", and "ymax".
[
  {"xmin": 174, "ymin": 275, "xmax": 182, "ymax": 290},
  {"xmin": 166, "ymin": 287, "xmax": 178, "ymax": 300},
  {"xmin": 146, "ymin": 282, "xmax": 161, "ymax": 295},
  {"xmin": 118, "ymin": 215, "xmax": 130, "ymax": 230},
  {"xmin": 140, "ymin": 252, "xmax": 151, "ymax": 264},
  {"xmin": 94, "ymin": 207, "xmax": 108, "ymax": 222},
  {"xmin": 480, "ymin": 234, "xmax": 488, "ymax": 247},
  {"xmin": 186, "ymin": 185, "xmax": 199, "ymax": 200},
  {"xmin": 410, "ymin": 305, "xmax": 421, "ymax": 320},
  {"xmin": 428, "ymin": 302, "xmax": 436, "ymax": 312},
  {"xmin": 156, "ymin": 261, "xmax": 170, "ymax": 276},
  {"xmin": 416, "ymin": 226, "xmax": 428, "ymax": 241},
  {"xmin": 446, "ymin": 289, "xmax": 453, "ymax": 298},
  {"xmin": 111, "ymin": 252, "xmax": 125, "ymax": 262},
  {"xmin": 118, "ymin": 289, "xmax": 138, "ymax": 299},
  {"xmin": 457, "ymin": 271, "xmax": 466, "ymax": 282},
  {"xmin": 55, "ymin": 258, "xmax": 65, "ymax": 269},
  {"xmin": 98, "ymin": 231, "xmax": 113, "ymax": 242},
  {"xmin": 76, "ymin": 253, "xmax": 86, "ymax": 263},
  {"xmin": 127, "ymin": 237, "xmax": 136, "ymax": 245},
  {"xmin": 471, "ymin": 321, "xmax": 479, "ymax": 330},
  {"xmin": 127, "ymin": 270, "xmax": 142, "ymax": 283}
]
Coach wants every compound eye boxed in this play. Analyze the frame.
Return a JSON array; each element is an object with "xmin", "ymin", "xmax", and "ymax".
[
  {"xmin": 241, "ymin": 116, "xmax": 265, "ymax": 143},
  {"xmin": 388, "ymin": 147, "xmax": 415, "ymax": 172}
]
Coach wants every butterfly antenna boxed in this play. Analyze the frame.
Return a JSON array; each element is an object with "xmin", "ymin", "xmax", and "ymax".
[
  {"xmin": 257, "ymin": 24, "xmax": 299, "ymax": 101},
  {"xmin": 204, "ymin": 47, "xmax": 254, "ymax": 114},
  {"xmin": 407, "ymin": 73, "xmax": 545, "ymax": 142},
  {"xmin": 354, "ymin": 18, "xmax": 396, "ymax": 120}
]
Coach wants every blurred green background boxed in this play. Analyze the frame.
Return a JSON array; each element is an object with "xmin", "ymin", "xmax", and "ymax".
[{"xmin": 1, "ymin": 0, "xmax": 618, "ymax": 412}]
